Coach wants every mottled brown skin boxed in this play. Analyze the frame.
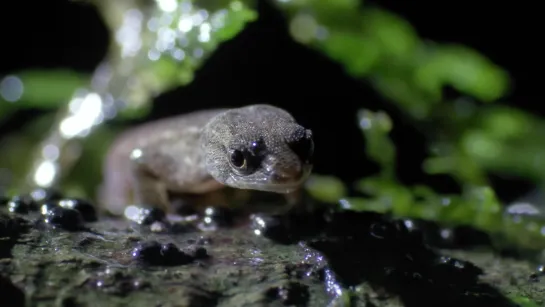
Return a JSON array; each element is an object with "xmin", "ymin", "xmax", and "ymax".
[{"xmin": 100, "ymin": 104, "xmax": 314, "ymax": 216}]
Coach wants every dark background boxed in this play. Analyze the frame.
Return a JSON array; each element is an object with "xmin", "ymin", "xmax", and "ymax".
[{"xmin": 0, "ymin": 0, "xmax": 542, "ymax": 203}]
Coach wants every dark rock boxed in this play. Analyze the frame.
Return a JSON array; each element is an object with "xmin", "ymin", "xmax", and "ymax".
[
  {"xmin": 193, "ymin": 247, "xmax": 208, "ymax": 259},
  {"xmin": 7, "ymin": 195, "xmax": 39, "ymax": 214},
  {"xmin": 0, "ymin": 214, "xmax": 30, "ymax": 259},
  {"xmin": 253, "ymin": 207, "xmax": 517, "ymax": 307},
  {"xmin": 44, "ymin": 206, "xmax": 86, "ymax": 231},
  {"xmin": 132, "ymin": 241, "xmax": 194, "ymax": 266},
  {"xmin": 58, "ymin": 198, "xmax": 98, "ymax": 222},
  {"xmin": 160, "ymin": 243, "xmax": 194, "ymax": 265},
  {"xmin": 0, "ymin": 214, "xmax": 29, "ymax": 238},
  {"xmin": 0, "ymin": 275, "xmax": 25, "ymax": 307}
]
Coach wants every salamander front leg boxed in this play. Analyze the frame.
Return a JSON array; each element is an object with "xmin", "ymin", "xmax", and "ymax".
[{"xmin": 130, "ymin": 160, "xmax": 171, "ymax": 214}]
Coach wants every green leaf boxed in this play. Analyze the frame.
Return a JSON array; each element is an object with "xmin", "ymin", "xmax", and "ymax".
[
  {"xmin": 363, "ymin": 9, "xmax": 419, "ymax": 60},
  {"xmin": 0, "ymin": 70, "xmax": 89, "ymax": 108},
  {"xmin": 0, "ymin": 103, "xmax": 16, "ymax": 124},
  {"xmin": 357, "ymin": 109, "xmax": 396, "ymax": 176},
  {"xmin": 371, "ymin": 74, "xmax": 435, "ymax": 119},
  {"xmin": 215, "ymin": 2, "xmax": 258, "ymax": 41},
  {"xmin": 318, "ymin": 31, "xmax": 380, "ymax": 75},
  {"xmin": 481, "ymin": 106, "xmax": 534, "ymax": 140},
  {"xmin": 415, "ymin": 45, "xmax": 510, "ymax": 102},
  {"xmin": 305, "ymin": 174, "xmax": 348, "ymax": 203},
  {"xmin": 507, "ymin": 295, "xmax": 540, "ymax": 307},
  {"xmin": 461, "ymin": 130, "xmax": 503, "ymax": 161}
]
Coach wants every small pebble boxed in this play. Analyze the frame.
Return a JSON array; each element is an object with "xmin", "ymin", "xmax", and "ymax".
[
  {"xmin": 186, "ymin": 246, "xmax": 209, "ymax": 259},
  {"xmin": 132, "ymin": 241, "xmax": 194, "ymax": 266},
  {"xmin": 132, "ymin": 241, "xmax": 162, "ymax": 264},
  {"xmin": 8, "ymin": 195, "xmax": 39, "ymax": 214},
  {"xmin": 161, "ymin": 243, "xmax": 194, "ymax": 265},
  {"xmin": 150, "ymin": 221, "xmax": 168, "ymax": 232},
  {"xmin": 194, "ymin": 247, "xmax": 208, "ymax": 258},
  {"xmin": 124, "ymin": 206, "xmax": 166, "ymax": 225},
  {"xmin": 44, "ymin": 206, "xmax": 86, "ymax": 231},
  {"xmin": 58, "ymin": 198, "xmax": 97, "ymax": 222}
]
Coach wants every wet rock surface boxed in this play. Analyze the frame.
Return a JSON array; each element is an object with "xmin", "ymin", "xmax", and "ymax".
[{"xmin": 0, "ymin": 194, "xmax": 544, "ymax": 306}]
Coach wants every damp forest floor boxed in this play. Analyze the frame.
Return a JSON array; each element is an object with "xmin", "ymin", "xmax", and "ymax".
[{"xmin": 1, "ymin": 200, "xmax": 545, "ymax": 307}]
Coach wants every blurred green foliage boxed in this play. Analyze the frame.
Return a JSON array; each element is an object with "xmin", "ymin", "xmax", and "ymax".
[
  {"xmin": 1, "ymin": 0, "xmax": 545, "ymax": 255},
  {"xmin": 0, "ymin": 70, "xmax": 89, "ymax": 122},
  {"xmin": 272, "ymin": 0, "xmax": 545, "ymax": 252},
  {"xmin": 306, "ymin": 110, "xmax": 545, "ymax": 252},
  {"xmin": 0, "ymin": 113, "xmax": 58, "ymax": 192},
  {"xmin": 278, "ymin": 0, "xmax": 509, "ymax": 117},
  {"xmin": 0, "ymin": 0, "xmax": 257, "ymax": 197},
  {"xmin": 508, "ymin": 294, "xmax": 541, "ymax": 307},
  {"xmin": 95, "ymin": 0, "xmax": 257, "ymax": 111}
]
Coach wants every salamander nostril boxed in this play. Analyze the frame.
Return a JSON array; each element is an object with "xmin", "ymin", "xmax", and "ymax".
[
  {"xmin": 287, "ymin": 128, "xmax": 314, "ymax": 164},
  {"xmin": 271, "ymin": 167, "xmax": 304, "ymax": 183}
]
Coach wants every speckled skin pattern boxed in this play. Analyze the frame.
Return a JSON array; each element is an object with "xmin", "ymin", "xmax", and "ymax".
[{"xmin": 100, "ymin": 104, "xmax": 314, "ymax": 216}]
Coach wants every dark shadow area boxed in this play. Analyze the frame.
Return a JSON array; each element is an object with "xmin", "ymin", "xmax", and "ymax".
[{"xmin": 253, "ymin": 206, "xmax": 517, "ymax": 306}]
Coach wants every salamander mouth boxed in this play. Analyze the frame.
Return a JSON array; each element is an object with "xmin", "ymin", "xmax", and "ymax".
[{"xmin": 228, "ymin": 165, "xmax": 312, "ymax": 194}]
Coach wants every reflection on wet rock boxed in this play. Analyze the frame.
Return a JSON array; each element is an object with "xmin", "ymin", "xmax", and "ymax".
[
  {"xmin": 57, "ymin": 198, "xmax": 98, "ymax": 222},
  {"xmin": 265, "ymin": 282, "xmax": 310, "ymax": 306},
  {"xmin": 198, "ymin": 206, "xmax": 235, "ymax": 231},
  {"xmin": 251, "ymin": 207, "xmax": 513, "ymax": 306},
  {"xmin": 7, "ymin": 195, "xmax": 39, "ymax": 214},
  {"xmin": 44, "ymin": 206, "xmax": 86, "ymax": 231},
  {"xmin": 124, "ymin": 205, "xmax": 166, "ymax": 225}
]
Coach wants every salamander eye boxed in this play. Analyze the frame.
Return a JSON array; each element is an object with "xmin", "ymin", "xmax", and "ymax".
[
  {"xmin": 228, "ymin": 148, "xmax": 261, "ymax": 175},
  {"xmin": 229, "ymin": 149, "xmax": 246, "ymax": 168}
]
